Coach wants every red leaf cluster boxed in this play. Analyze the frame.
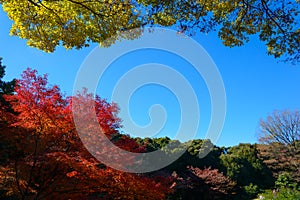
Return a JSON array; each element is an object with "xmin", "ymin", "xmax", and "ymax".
[{"xmin": 0, "ymin": 68, "xmax": 173, "ymax": 199}]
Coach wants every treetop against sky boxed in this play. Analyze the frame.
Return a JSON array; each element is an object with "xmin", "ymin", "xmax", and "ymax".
[{"xmin": 0, "ymin": 0, "xmax": 299, "ymax": 63}]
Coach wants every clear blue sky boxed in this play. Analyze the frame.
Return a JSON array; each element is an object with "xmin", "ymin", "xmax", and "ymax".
[{"xmin": 1, "ymin": 9, "xmax": 300, "ymax": 147}]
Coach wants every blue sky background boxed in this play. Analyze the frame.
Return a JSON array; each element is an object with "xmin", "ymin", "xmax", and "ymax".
[{"xmin": 1, "ymin": 9, "xmax": 300, "ymax": 147}]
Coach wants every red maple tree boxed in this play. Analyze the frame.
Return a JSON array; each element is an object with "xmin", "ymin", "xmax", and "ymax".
[{"xmin": 1, "ymin": 68, "xmax": 172, "ymax": 199}]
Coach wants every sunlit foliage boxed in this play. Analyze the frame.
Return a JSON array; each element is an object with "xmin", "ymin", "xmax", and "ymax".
[{"xmin": 1, "ymin": 0, "xmax": 299, "ymax": 62}]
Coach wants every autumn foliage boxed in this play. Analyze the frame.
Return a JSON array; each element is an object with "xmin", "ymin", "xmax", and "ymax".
[
  {"xmin": 2, "ymin": 68, "xmax": 297, "ymax": 199},
  {"xmin": 0, "ymin": 68, "xmax": 172, "ymax": 199}
]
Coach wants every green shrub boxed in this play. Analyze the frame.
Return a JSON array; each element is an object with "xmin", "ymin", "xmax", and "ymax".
[
  {"xmin": 244, "ymin": 183, "xmax": 260, "ymax": 199},
  {"xmin": 259, "ymin": 188, "xmax": 300, "ymax": 200},
  {"xmin": 275, "ymin": 172, "xmax": 297, "ymax": 189}
]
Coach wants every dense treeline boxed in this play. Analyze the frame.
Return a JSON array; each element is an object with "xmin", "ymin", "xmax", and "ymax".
[
  {"xmin": 135, "ymin": 137, "xmax": 300, "ymax": 199},
  {"xmin": 0, "ymin": 61, "xmax": 299, "ymax": 199}
]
